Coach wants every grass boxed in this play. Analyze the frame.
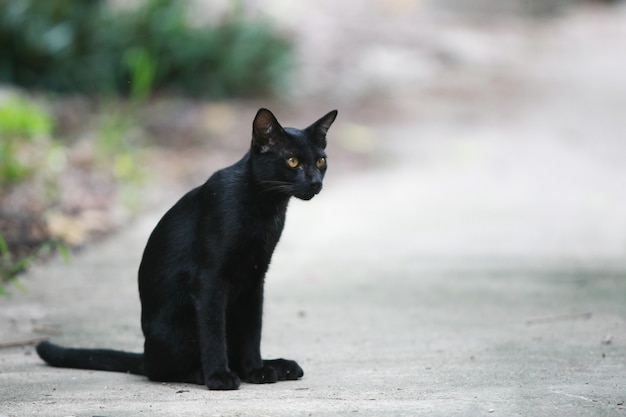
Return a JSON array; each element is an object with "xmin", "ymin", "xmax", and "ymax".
[
  {"xmin": 0, "ymin": 95, "xmax": 53, "ymax": 183},
  {"xmin": 0, "ymin": 232, "xmax": 70, "ymax": 294}
]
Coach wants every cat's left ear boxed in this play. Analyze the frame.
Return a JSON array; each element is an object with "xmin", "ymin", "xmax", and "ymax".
[
  {"xmin": 306, "ymin": 110, "xmax": 338, "ymax": 149},
  {"xmin": 252, "ymin": 108, "xmax": 286, "ymax": 153}
]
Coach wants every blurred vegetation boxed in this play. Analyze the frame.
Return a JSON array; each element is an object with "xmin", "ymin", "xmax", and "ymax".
[
  {"xmin": 0, "ymin": 93, "xmax": 64, "ymax": 291},
  {"xmin": 0, "ymin": 231, "xmax": 69, "ymax": 295},
  {"xmin": 0, "ymin": 90, "xmax": 151, "ymax": 291},
  {"xmin": 95, "ymin": 102, "xmax": 149, "ymax": 212},
  {"xmin": 0, "ymin": 90, "xmax": 158, "ymax": 290},
  {"xmin": 0, "ymin": 0, "xmax": 293, "ymax": 97},
  {"xmin": 0, "ymin": 232, "xmax": 30, "ymax": 294},
  {"xmin": 0, "ymin": 95, "xmax": 53, "ymax": 183}
]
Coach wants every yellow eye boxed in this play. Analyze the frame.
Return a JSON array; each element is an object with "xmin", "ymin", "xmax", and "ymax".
[
  {"xmin": 286, "ymin": 156, "xmax": 299, "ymax": 168},
  {"xmin": 316, "ymin": 157, "xmax": 326, "ymax": 169}
]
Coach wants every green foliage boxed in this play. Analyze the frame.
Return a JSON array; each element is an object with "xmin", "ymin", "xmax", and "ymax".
[
  {"xmin": 0, "ymin": 232, "xmax": 27, "ymax": 287},
  {"xmin": 0, "ymin": 231, "xmax": 70, "ymax": 294},
  {"xmin": 0, "ymin": 95, "xmax": 54, "ymax": 183},
  {"xmin": 0, "ymin": 0, "xmax": 293, "ymax": 98},
  {"xmin": 124, "ymin": 47, "xmax": 156, "ymax": 100},
  {"xmin": 0, "ymin": 95, "xmax": 52, "ymax": 135},
  {"xmin": 89, "ymin": 99, "xmax": 151, "ymax": 215},
  {"xmin": 0, "ymin": 94, "xmax": 63, "ymax": 291}
]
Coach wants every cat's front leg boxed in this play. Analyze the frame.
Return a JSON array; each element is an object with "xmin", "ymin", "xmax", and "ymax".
[
  {"xmin": 196, "ymin": 274, "xmax": 241, "ymax": 390},
  {"xmin": 228, "ymin": 285, "xmax": 281, "ymax": 384},
  {"xmin": 229, "ymin": 285, "xmax": 304, "ymax": 384}
]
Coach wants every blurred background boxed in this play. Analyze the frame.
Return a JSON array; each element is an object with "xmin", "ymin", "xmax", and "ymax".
[{"xmin": 1, "ymin": 0, "xmax": 625, "ymax": 290}]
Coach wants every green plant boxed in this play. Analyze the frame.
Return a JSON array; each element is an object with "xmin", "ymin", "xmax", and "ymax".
[
  {"xmin": 96, "ymin": 104, "xmax": 146, "ymax": 180},
  {"xmin": 92, "ymin": 101, "xmax": 148, "ymax": 214},
  {"xmin": 0, "ymin": 96, "xmax": 52, "ymax": 135},
  {"xmin": 0, "ymin": 231, "xmax": 70, "ymax": 294},
  {"xmin": 0, "ymin": 0, "xmax": 293, "ymax": 98},
  {"xmin": 0, "ymin": 232, "xmax": 29, "ymax": 293},
  {"xmin": 124, "ymin": 47, "xmax": 157, "ymax": 100},
  {"xmin": 0, "ymin": 95, "xmax": 53, "ymax": 183}
]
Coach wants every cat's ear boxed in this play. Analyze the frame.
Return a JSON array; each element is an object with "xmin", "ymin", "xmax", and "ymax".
[
  {"xmin": 252, "ymin": 108, "xmax": 285, "ymax": 153},
  {"xmin": 306, "ymin": 110, "xmax": 338, "ymax": 149}
]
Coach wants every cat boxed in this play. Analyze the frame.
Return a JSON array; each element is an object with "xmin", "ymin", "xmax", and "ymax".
[{"xmin": 36, "ymin": 108, "xmax": 338, "ymax": 390}]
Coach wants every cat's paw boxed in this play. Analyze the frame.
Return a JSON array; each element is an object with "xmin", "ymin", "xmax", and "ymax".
[
  {"xmin": 263, "ymin": 358, "xmax": 304, "ymax": 381},
  {"xmin": 206, "ymin": 371, "xmax": 241, "ymax": 390},
  {"xmin": 244, "ymin": 365, "xmax": 279, "ymax": 384}
]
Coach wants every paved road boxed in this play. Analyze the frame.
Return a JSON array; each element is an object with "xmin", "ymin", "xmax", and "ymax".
[
  {"xmin": 2, "ymin": 4, "xmax": 626, "ymax": 417},
  {"xmin": 2, "ymin": 113, "xmax": 625, "ymax": 416},
  {"xmin": 1, "ymin": 116, "xmax": 625, "ymax": 416}
]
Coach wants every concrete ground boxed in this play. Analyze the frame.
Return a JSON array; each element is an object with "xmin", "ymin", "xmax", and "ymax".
[{"xmin": 2, "ymin": 2, "xmax": 626, "ymax": 416}]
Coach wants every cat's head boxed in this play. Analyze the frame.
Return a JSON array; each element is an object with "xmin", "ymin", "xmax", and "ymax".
[{"xmin": 250, "ymin": 108, "xmax": 338, "ymax": 201}]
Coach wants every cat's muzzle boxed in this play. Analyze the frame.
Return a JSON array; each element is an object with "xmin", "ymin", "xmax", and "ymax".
[{"xmin": 296, "ymin": 182, "xmax": 322, "ymax": 200}]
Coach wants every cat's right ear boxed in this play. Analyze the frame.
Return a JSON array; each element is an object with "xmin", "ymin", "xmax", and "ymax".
[{"xmin": 252, "ymin": 108, "xmax": 284, "ymax": 153}]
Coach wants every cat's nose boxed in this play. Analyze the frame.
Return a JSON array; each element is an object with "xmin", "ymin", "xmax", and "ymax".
[{"xmin": 310, "ymin": 181, "xmax": 322, "ymax": 194}]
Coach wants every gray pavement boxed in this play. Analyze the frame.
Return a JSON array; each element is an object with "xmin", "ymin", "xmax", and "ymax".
[
  {"xmin": 2, "ymin": 3, "xmax": 626, "ymax": 417},
  {"xmin": 1, "ymin": 123, "xmax": 625, "ymax": 415}
]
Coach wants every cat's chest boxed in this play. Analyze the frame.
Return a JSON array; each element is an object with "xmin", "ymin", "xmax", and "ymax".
[
  {"xmin": 217, "ymin": 211, "xmax": 285, "ymax": 284},
  {"xmin": 240, "ymin": 210, "xmax": 285, "ymax": 249}
]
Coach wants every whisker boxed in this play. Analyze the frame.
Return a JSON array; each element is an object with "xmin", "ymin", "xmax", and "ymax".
[{"xmin": 257, "ymin": 180, "xmax": 295, "ymax": 195}]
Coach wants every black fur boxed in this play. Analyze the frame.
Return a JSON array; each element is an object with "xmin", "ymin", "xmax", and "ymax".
[{"xmin": 37, "ymin": 108, "xmax": 338, "ymax": 390}]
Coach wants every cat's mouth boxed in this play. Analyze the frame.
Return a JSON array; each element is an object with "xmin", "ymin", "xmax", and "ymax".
[
  {"xmin": 294, "ymin": 184, "xmax": 322, "ymax": 201},
  {"xmin": 296, "ymin": 192, "xmax": 317, "ymax": 201}
]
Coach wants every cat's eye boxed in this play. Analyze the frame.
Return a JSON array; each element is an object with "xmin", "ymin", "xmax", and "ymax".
[
  {"xmin": 316, "ymin": 157, "xmax": 326, "ymax": 169},
  {"xmin": 286, "ymin": 156, "xmax": 299, "ymax": 168}
]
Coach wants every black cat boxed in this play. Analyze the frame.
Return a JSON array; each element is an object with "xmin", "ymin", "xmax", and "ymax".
[{"xmin": 37, "ymin": 108, "xmax": 338, "ymax": 390}]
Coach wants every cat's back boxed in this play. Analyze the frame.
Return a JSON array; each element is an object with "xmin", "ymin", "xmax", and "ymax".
[{"xmin": 140, "ymin": 160, "xmax": 245, "ymax": 262}]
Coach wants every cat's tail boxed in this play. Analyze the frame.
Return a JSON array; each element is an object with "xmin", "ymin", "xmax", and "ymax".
[{"xmin": 36, "ymin": 341, "xmax": 144, "ymax": 375}]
